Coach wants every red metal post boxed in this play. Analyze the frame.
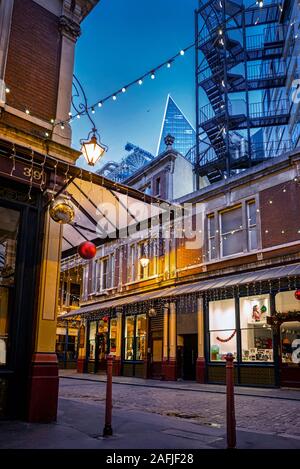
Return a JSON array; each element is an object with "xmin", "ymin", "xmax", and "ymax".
[
  {"xmin": 225, "ymin": 352, "xmax": 236, "ymax": 449},
  {"xmin": 103, "ymin": 355, "xmax": 113, "ymax": 436}
]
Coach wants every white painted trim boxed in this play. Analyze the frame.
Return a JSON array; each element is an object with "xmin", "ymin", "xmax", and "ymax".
[{"xmin": 176, "ymin": 263, "xmax": 204, "ymax": 272}]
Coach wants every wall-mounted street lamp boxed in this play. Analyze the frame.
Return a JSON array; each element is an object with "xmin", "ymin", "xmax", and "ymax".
[
  {"xmin": 140, "ymin": 257, "xmax": 150, "ymax": 268},
  {"xmin": 72, "ymin": 75, "xmax": 108, "ymax": 167}
]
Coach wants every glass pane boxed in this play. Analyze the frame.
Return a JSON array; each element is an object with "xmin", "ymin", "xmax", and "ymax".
[
  {"xmin": 281, "ymin": 322, "xmax": 300, "ymax": 364},
  {"xmin": 125, "ymin": 316, "xmax": 135, "ymax": 360},
  {"xmin": 136, "ymin": 314, "xmax": 147, "ymax": 360},
  {"xmin": 209, "ymin": 299, "xmax": 236, "ymax": 331},
  {"xmin": 276, "ymin": 291, "xmax": 300, "ymax": 313},
  {"xmin": 241, "ymin": 326, "xmax": 273, "ymax": 362},
  {"xmin": 240, "ymin": 295, "xmax": 270, "ymax": 328},
  {"xmin": 152, "ymin": 339, "xmax": 162, "ymax": 362},
  {"xmin": 109, "ymin": 318, "xmax": 117, "ymax": 355},
  {"xmin": 222, "ymin": 230, "xmax": 243, "ymax": 256},
  {"xmin": 248, "ymin": 227, "xmax": 257, "ymax": 250},
  {"xmin": 0, "ymin": 206, "xmax": 20, "ymax": 366},
  {"xmin": 210, "ymin": 330, "xmax": 237, "ymax": 361},
  {"xmin": 208, "ymin": 216, "xmax": 215, "ymax": 235},
  {"xmin": 247, "ymin": 202, "xmax": 256, "ymax": 226},
  {"xmin": 125, "ymin": 337, "xmax": 134, "ymax": 360},
  {"xmin": 89, "ymin": 339, "xmax": 96, "ymax": 360},
  {"xmin": 88, "ymin": 321, "xmax": 96, "ymax": 360},
  {"xmin": 209, "ymin": 237, "xmax": 217, "ymax": 260},
  {"xmin": 221, "ymin": 206, "xmax": 242, "ymax": 233}
]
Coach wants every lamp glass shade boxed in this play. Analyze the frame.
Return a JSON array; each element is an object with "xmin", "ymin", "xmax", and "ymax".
[
  {"xmin": 140, "ymin": 257, "xmax": 150, "ymax": 268},
  {"xmin": 81, "ymin": 135, "xmax": 106, "ymax": 166}
]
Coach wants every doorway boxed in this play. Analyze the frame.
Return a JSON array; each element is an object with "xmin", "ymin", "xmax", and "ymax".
[
  {"xmin": 279, "ymin": 321, "xmax": 300, "ymax": 388},
  {"xmin": 180, "ymin": 334, "xmax": 197, "ymax": 380},
  {"xmin": 150, "ymin": 338, "xmax": 163, "ymax": 379}
]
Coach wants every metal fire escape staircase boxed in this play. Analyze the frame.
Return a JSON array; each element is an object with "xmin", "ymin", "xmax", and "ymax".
[{"xmin": 191, "ymin": 0, "xmax": 290, "ymax": 184}]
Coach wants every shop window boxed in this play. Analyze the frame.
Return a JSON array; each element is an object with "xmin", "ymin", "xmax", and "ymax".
[
  {"xmin": 0, "ymin": 206, "xmax": 20, "ymax": 366},
  {"xmin": 88, "ymin": 321, "xmax": 97, "ymax": 360},
  {"xmin": 125, "ymin": 316, "xmax": 135, "ymax": 360},
  {"xmin": 275, "ymin": 290, "xmax": 300, "ymax": 313},
  {"xmin": 220, "ymin": 206, "xmax": 243, "ymax": 257},
  {"xmin": 124, "ymin": 314, "xmax": 147, "ymax": 361},
  {"xmin": 240, "ymin": 295, "xmax": 273, "ymax": 362},
  {"xmin": 109, "ymin": 318, "xmax": 117, "ymax": 356},
  {"xmin": 209, "ymin": 299, "xmax": 237, "ymax": 361},
  {"xmin": 55, "ymin": 331, "xmax": 78, "ymax": 361},
  {"xmin": 136, "ymin": 314, "xmax": 147, "ymax": 360},
  {"xmin": 280, "ymin": 322, "xmax": 300, "ymax": 364}
]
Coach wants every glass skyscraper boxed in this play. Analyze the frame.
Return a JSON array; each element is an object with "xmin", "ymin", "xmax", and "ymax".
[{"xmin": 156, "ymin": 95, "xmax": 196, "ymax": 156}]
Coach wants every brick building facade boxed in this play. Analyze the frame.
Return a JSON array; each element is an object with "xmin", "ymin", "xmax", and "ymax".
[{"xmin": 60, "ymin": 145, "xmax": 300, "ymax": 388}]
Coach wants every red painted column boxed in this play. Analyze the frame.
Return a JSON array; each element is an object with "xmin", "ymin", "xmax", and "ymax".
[
  {"xmin": 226, "ymin": 353, "xmax": 236, "ymax": 449},
  {"xmin": 27, "ymin": 353, "xmax": 59, "ymax": 423},
  {"xmin": 103, "ymin": 355, "xmax": 113, "ymax": 436}
]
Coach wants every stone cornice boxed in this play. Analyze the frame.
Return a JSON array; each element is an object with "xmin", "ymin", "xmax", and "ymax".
[
  {"xmin": 59, "ymin": 15, "xmax": 81, "ymax": 41},
  {"xmin": 0, "ymin": 121, "xmax": 80, "ymax": 164}
]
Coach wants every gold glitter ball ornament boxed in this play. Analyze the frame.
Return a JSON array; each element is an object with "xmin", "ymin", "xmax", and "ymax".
[{"xmin": 49, "ymin": 197, "xmax": 75, "ymax": 224}]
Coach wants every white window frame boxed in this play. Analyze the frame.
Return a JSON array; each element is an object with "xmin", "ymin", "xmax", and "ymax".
[{"xmin": 219, "ymin": 205, "xmax": 244, "ymax": 258}]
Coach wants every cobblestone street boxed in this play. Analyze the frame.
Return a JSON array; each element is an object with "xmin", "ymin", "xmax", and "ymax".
[{"xmin": 59, "ymin": 375, "xmax": 300, "ymax": 438}]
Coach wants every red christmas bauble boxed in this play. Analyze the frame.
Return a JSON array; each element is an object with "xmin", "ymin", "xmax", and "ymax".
[
  {"xmin": 294, "ymin": 290, "xmax": 300, "ymax": 300},
  {"xmin": 78, "ymin": 241, "xmax": 97, "ymax": 260}
]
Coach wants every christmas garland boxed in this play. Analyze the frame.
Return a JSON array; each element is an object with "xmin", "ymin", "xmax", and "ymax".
[{"xmin": 216, "ymin": 330, "xmax": 236, "ymax": 343}]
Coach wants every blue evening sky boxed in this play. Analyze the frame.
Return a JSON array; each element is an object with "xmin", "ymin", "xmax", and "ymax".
[{"xmin": 72, "ymin": 0, "xmax": 198, "ymax": 170}]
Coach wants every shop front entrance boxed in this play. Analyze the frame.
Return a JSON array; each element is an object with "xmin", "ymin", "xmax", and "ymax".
[
  {"xmin": 279, "ymin": 321, "xmax": 300, "ymax": 388},
  {"xmin": 0, "ymin": 182, "xmax": 42, "ymax": 418},
  {"xmin": 150, "ymin": 337, "xmax": 163, "ymax": 379},
  {"xmin": 177, "ymin": 334, "xmax": 197, "ymax": 380}
]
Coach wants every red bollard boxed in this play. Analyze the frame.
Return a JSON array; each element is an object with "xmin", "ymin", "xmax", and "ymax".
[
  {"xmin": 225, "ymin": 353, "xmax": 236, "ymax": 449},
  {"xmin": 103, "ymin": 355, "xmax": 113, "ymax": 437}
]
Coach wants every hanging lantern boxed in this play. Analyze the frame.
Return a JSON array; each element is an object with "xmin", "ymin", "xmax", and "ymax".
[
  {"xmin": 294, "ymin": 290, "xmax": 300, "ymax": 300},
  {"xmin": 80, "ymin": 129, "xmax": 107, "ymax": 166},
  {"xmin": 78, "ymin": 241, "xmax": 97, "ymax": 259},
  {"xmin": 49, "ymin": 197, "xmax": 75, "ymax": 224}
]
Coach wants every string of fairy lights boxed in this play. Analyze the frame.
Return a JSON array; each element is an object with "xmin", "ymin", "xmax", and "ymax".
[{"xmin": 3, "ymin": 0, "xmax": 293, "ymax": 139}]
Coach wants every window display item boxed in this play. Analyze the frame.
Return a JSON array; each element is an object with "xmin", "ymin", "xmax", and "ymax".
[{"xmin": 252, "ymin": 305, "xmax": 261, "ymax": 322}]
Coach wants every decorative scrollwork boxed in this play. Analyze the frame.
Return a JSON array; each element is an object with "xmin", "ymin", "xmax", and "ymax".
[{"xmin": 72, "ymin": 75, "xmax": 97, "ymax": 132}]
